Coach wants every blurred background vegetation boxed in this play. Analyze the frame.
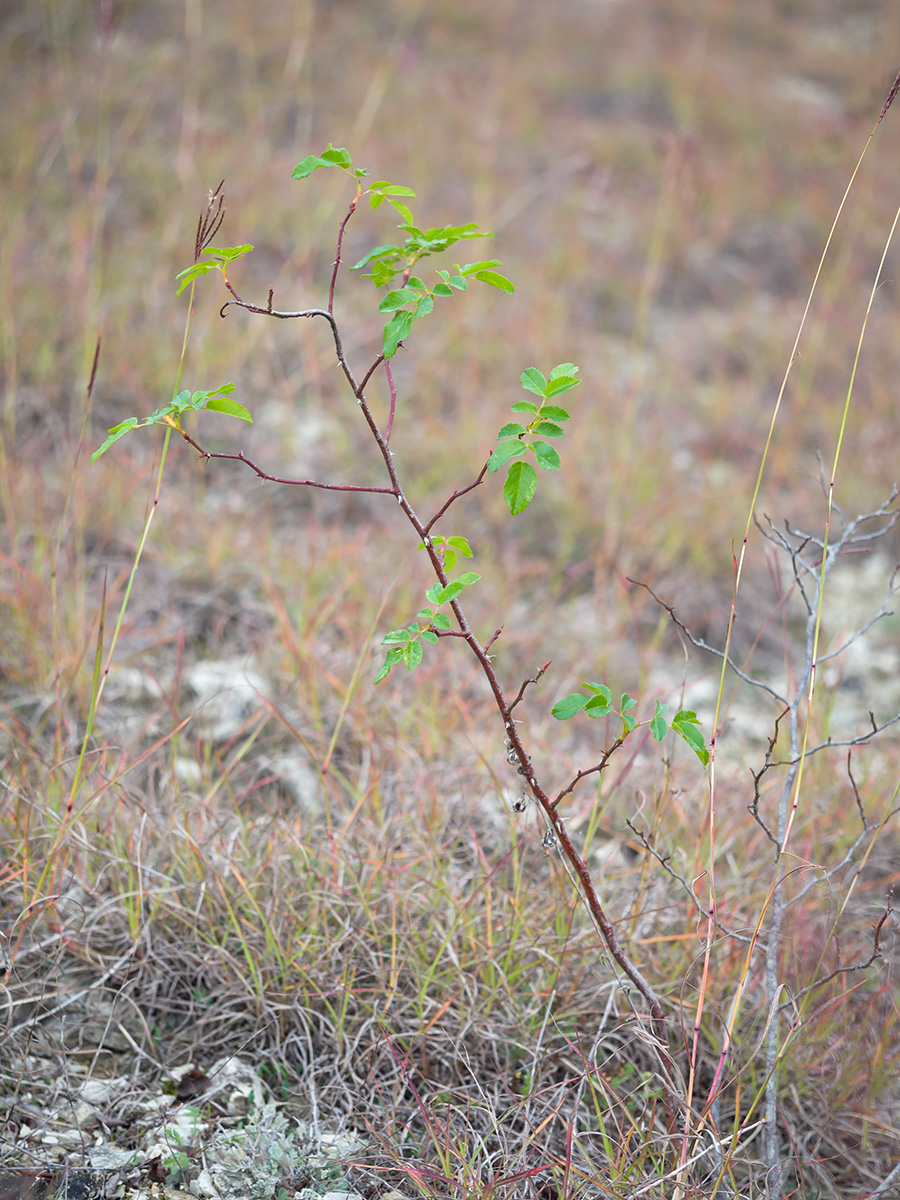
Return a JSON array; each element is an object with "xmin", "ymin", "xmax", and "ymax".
[{"xmin": 2, "ymin": 1, "xmax": 900, "ymax": 1195}]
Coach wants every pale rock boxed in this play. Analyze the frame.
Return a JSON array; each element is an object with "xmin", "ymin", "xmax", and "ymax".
[
  {"xmin": 88, "ymin": 1144, "xmax": 142, "ymax": 1169},
  {"xmin": 206, "ymin": 1056, "xmax": 266, "ymax": 1115},
  {"xmin": 184, "ymin": 660, "xmax": 269, "ymax": 742},
  {"xmin": 192, "ymin": 1168, "xmax": 220, "ymax": 1198}
]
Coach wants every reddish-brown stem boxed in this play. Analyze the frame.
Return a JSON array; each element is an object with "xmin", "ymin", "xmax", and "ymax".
[
  {"xmin": 423, "ymin": 463, "xmax": 489, "ymax": 534},
  {"xmin": 359, "ymin": 354, "xmax": 387, "ymax": 396},
  {"xmin": 177, "ymin": 429, "xmax": 396, "ymax": 494},
  {"xmin": 330, "ymin": 196, "xmax": 358, "ymax": 313},
  {"xmin": 507, "ymin": 662, "xmax": 552, "ymax": 715},
  {"xmin": 211, "ymin": 282, "xmax": 677, "ymax": 1121},
  {"xmin": 553, "ymin": 738, "xmax": 625, "ymax": 808},
  {"xmin": 484, "ymin": 627, "xmax": 503, "ymax": 653}
]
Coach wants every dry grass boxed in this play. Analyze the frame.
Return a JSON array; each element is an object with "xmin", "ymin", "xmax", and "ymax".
[{"xmin": 2, "ymin": 0, "xmax": 900, "ymax": 1196}]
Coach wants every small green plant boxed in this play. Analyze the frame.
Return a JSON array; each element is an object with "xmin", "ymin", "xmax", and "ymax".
[
  {"xmin": 157, "ymin": 1106, "xmax": 206, "ymax": 1185},
  {"xmin": 94, "ymin": 146, "xmax": 709, "ymax": 1119},
  {"xmin": 207, "ymin": 1105, "xmax": 348, "ymax": 1200},
  {"xmin": 161, "ymin": 1146, "xmax": 192, "ymax": 1186}
]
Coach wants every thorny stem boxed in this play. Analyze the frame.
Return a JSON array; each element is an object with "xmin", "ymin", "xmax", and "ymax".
[
  {"xmin": 384, "ymin": 360, "xmax": 397, "ymax": 444},
  {"xmin": 424, "ymin": 464, "xmax": 489, "ymax": 533},
  {"xmin": 553, "ymin": 738, "xmax": 626, "ymax": 809},
  {"xmin": 205, "ymin": 201, "xmax": 679, "ymax": 1122},
  {"xmin": 329, "ymin": 185, "xmax": 360, "ymax": 313},
  {"xmin": 178, "ymin": 431, "xmax": 395, "ymax": 495},
  {"xmin": 506, "ymin": 661, "xmax": 552, "ymax": 716},
  {"xmin": 484, "ymin": 627, "xmax": 503, "ymax": 654}
]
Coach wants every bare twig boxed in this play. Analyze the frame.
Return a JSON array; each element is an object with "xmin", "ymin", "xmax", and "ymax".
[
  {"xmin": 177, "ymin": 429, "xmax": 396, "ymax": 494},
  {"xmin": 627, "ymin": 578, "xmax": 789, "ymax": 706},
  {"xmin": 553, "ymin": 737, "xmax": 626, "ymax": 809},
  {"xmin": 779, "ymin": 888, "xmax": 893, "ymax": 1010},
  {"xmin": 329, "ymin": 192, "xmax": 359, "ymax": 314},
  {"xmin": 506, "ymin": 662, "xmax": 552, "ymax": 715},
  {"xmin": 423, "ymin": 464, "xmax": 490, "ymax": 534}
]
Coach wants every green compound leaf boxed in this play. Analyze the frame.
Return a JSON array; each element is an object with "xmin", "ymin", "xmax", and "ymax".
[
  {"xmin": 650, "ymin": 700, "xmax": 670, "ymax": 743},
  {"xmin": 320, "ymin": 144, "xmax": 353, "ymax": 168},
  {"xmin": 387, "ymin": 200, "xmax": 415, "ymax": 223},
  {"xmin": 374, "ymin": 646, "xmax": 404, "ymax": 684},
  {"xmin": 175, "ymin": 244, "xmax": 254, "ymax": 294},
  {"xmin": 368, "ymin": 261, "xmax": 402, "ymax": 289},
  {"xmin": 90, "ymin": 418, "xmax": 140, "ymax": 464},
  {"xmin": 435, "ymin": 571, "xmax": 480, "ymax": 605},
  {"xmin": 382, "ymin": 628, "xmax": 411, "ymax": 645},
  {"xmin": 533, "ymin": 421, "xmax": 565, "ymax": 438},
  {"xmin": 504, "ymin": 459, "xmax": 537, "ymax": 515},
  {"xmin": 520, "ymin": 368, "xmax": 547, "ymax": 398},
  {"xmin": 460, "ymin": 259, "xmax": 502, "ymax": 273},
  {"xmin": 91, "ymin": 381, "xmax": 246, "ymax": 462},
  {"xmin": 379, "ymin": 287, "xmax": 420, "ymax": 312},
  {"xmin": 402, "ymin": 223, "xmax": 488, "ymax": 255},
  {"xmin": 436, "ymin": 581, "xmax": 465, "ymax": 604},
  {"xmin": 436, "ymin": 534, "xmax": 473, "ymax": 572},
  {"xmin": 369, "ymin": 181, "xmax": 416, "ymax": 198},
  {"xmin": 672, "ymin": 710, "xmax": 710, "ymax": 765},
  {"xmin": 351, "ymin": 244, "xmax": 397, "ymax": 271},
  {"xmin": 545, "ymin": 376, "xmax": 580, "ymax": 397},
  {"xmin": 292, "ymin": 144, "xmax": 352, "ymax": 179},
  {"xmin": 551, "ymin": 693, "xmax": 589, "ymax": 720},
  {"xmin": 169, "ymin": 389, "xmax": 192, "ymax": 410},
  {"xmin": 540, "ymin": 405, "xmax": 570, "ymax": 422},
  {"xmin": 205, "ymin": 395, "xmax": 252, "ymax": 423},
  {"xmin": 584, "ymin": 694, "xmax": 613, "ymax": 718},
  {"xmin": 383, "ymin": 309, "xmax": 415, "ymax": 358},
  {"xmin": 473, "ymin": 269, "xmax": 514, "ymax": 293},
  {"xmin": 532, "ymin": 441, "xmax": 561, "ymax": 471},
  {"xmin": 177, "ymin": 383, "xmax": 249, "ymax": 422},
  {"xmin": 403, "ymin": 641, "xmax": 424, "ymax": 670},
  {"xmin": 487, "ymin": 439, "xmax": 526, "ymax": 472}
]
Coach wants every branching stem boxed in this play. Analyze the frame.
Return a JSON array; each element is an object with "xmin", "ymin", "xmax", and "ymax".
[{"xmin": 209, "ymin": 200, "xmax": 678, "ymax": 1118}]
